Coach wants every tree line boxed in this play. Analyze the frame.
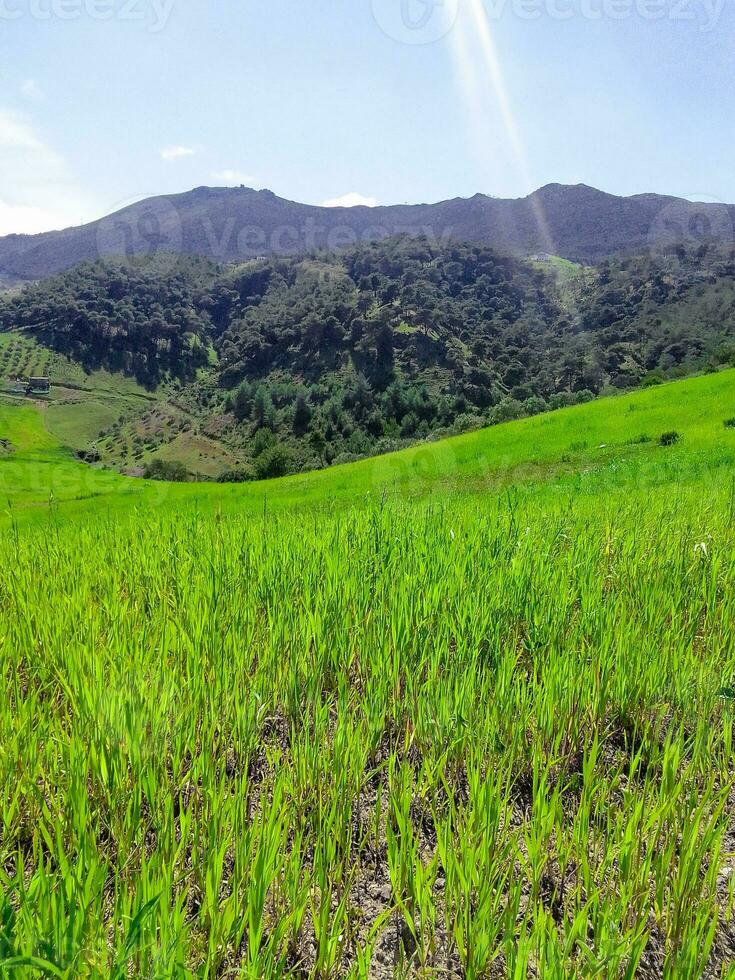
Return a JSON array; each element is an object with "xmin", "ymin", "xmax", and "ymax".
[{"xmin": 2, "ymin": 237, "xmax": 734, "ymax": 476}]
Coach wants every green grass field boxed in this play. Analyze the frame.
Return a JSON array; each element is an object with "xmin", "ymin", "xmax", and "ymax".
[
  {"xmin": 3, "ymin": 367, "xmax": 735, "ymax": 522},
  {"xmin": 2, "ymin": 371, "xmax": 735, "ymax": 977}
]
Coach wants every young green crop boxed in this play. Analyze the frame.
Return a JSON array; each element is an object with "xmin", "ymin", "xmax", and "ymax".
[
  {"xmin": 1, "ymin": 475, "xmax": 735, "ymax": 976},
  {"xmin": 2, "ymin": 370, "xmax": 735, "ymax": 976}
]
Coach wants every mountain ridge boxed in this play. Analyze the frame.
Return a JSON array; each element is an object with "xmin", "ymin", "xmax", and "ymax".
[{"xmin": 1, "ymin": 182, "xmax": 733, "ymax": 282}]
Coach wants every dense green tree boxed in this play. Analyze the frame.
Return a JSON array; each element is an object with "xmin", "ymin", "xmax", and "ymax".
[
  {"xmin": 255, "ymin": 444, "xmax": 293, "ymax": 479},
  {"xmin": 292, "ymin": 393, "xmax": 312, "ymax": 435},
  {"xmin": 0, "ymin": 255, "xmax": 215, "ymax": 385}
]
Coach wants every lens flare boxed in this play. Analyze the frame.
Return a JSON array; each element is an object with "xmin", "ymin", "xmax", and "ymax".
[{"xmin": 449, "ymin": 0, "xmax": 555, "ymax": 253}]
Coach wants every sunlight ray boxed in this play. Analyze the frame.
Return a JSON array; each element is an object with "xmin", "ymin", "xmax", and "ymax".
[{"xmin": 450, "ymin": 0, "xmax": 556, "ymax": 253}]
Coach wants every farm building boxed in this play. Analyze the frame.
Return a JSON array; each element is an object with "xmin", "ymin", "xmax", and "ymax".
[{"xmin": 6, "ymin": 376, "xmax": 51, "ymax": 395}]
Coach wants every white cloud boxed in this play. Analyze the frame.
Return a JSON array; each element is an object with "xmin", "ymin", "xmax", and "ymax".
[
  {"xmin": 210, "ymin": 169, "xmax": 256, "ymax": 185},
  {"xmin": 0, "ymin": 110, "xmax": 49, "ymax": 153},
  {"xmin": 0, "ymin": 108, "xmax": 98, "ymax": 235},
  {"xmin": 0, "ymin": 200, "xmax": 80, "ymax": 237},
  {"xmin": 321, "ymin": 192, "xmax": 378, "ymax": 208},
  {"xmin": 20, "ymin": 79, "xmax": 43, "ymax": 101},
  {"xmin": 160, "ymin": 145, "xmax": 198, "ymax": 161}
]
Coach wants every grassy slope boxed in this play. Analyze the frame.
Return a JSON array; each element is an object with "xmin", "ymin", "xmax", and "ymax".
[
  {"xmin": 4, "ymin": 368, "xmax": 735, "ymax": 975},
  {"xmin": 0, "ymin": 331, "xmax": 157, "ymax": 451},
  {"xmin": 2, "ymin": 367, "xmax": 735, "ymax": 525},
  {"xmin": 3, "ymin": 370, "xmax": 735, "ymax": 975}
]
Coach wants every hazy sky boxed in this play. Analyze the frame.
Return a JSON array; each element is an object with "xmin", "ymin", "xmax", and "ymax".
[{"xmin": 2, "ymin": 0, "xmax": 733, "ymax": 234}]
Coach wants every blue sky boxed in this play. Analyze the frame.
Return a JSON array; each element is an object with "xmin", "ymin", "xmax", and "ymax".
[{"xmin": 2, "ymin": 0, "xmax": 733, "ymax": 234}]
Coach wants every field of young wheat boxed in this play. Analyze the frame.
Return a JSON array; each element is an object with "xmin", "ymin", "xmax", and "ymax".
[{"xmin": 2, "ymin": 374, "xmax": 735, "ymax": 977}]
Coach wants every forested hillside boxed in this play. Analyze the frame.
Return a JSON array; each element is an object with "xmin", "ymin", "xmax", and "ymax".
[
  {"xmin": 2, "ymin": 237, "xmax": 734, "ymax": 477},
  {"xmin": 0, "ymin": 255, "xmax": 216, "ymax": 386}
]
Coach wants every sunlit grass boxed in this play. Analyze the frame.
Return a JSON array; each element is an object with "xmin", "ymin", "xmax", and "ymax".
[
  {"xmin": 2, "ymin": 371, "xmax": 735, "ymax": 975},
  {"xmin": 3, "ymin": 368, "xmax": 735, "ymax": 523}
]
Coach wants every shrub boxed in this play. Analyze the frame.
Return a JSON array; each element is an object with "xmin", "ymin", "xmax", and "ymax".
[
  {"xmin": 77, "ymin": 447, "xmax": 101, "ymax": 463},
  {"xmin": 452, "ymin": 413, "xmax": 485, "ymax": 434},
  {"xmin": 400, "ymin": 412, "xmax": 419, "ymax": 437},
  {"xmin": 292, "ymin": 393, "xmax": 312, "ymax": 435},
  {"xmin": 659, "ymin": 431, "xmax": 681, "ymax": 447},
  {"xmin": 489, "ymin": 399, "xmax": 523, "ymax": 425},
  {"xmin": 252, "ymin": 428, "xmax": 275, "ymax": 456},
  {"xmin": 331, "ymin": 452, "xmax": 358, "ymax": 467},
  {"xmin": 254, "ymin": 444, "xmax": 293, "ymax": 480},
  {"xmin": 522, "ymin": 395, "xmax": 549, "ymax": 417},
  {"xmin": 217, "ymin": 467, "xmax": 255, "ymax": 484},
  {"xmin": 143, "ymin": 458, "xmax": 189, "ymax": 482}
]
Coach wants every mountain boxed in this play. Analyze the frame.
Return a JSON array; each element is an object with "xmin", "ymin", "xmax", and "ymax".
[{"xmin": 1, "ymin": 183, "xmax": 734, "ymax": 282}]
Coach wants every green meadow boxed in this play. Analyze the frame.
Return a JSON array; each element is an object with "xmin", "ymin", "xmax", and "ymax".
[
  {"xmin": 1, "ymin": 370, "xmax": 735, "ymax": 976},
  {"xmin": 3, "ymin": 367, "xmax": 735, "ymax": 522}
]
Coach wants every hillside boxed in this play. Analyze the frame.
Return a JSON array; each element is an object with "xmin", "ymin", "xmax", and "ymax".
[
  {"xmin": 2, "ymin": 367, "xmax": 735, "ymax": 519},
  {"xmin": 2, "ymin": 237, "xmax": 734, "ymax": 480},
  {"xmin": 1, "ymin": 182, "xmax": 733, "ymax": 281}
]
